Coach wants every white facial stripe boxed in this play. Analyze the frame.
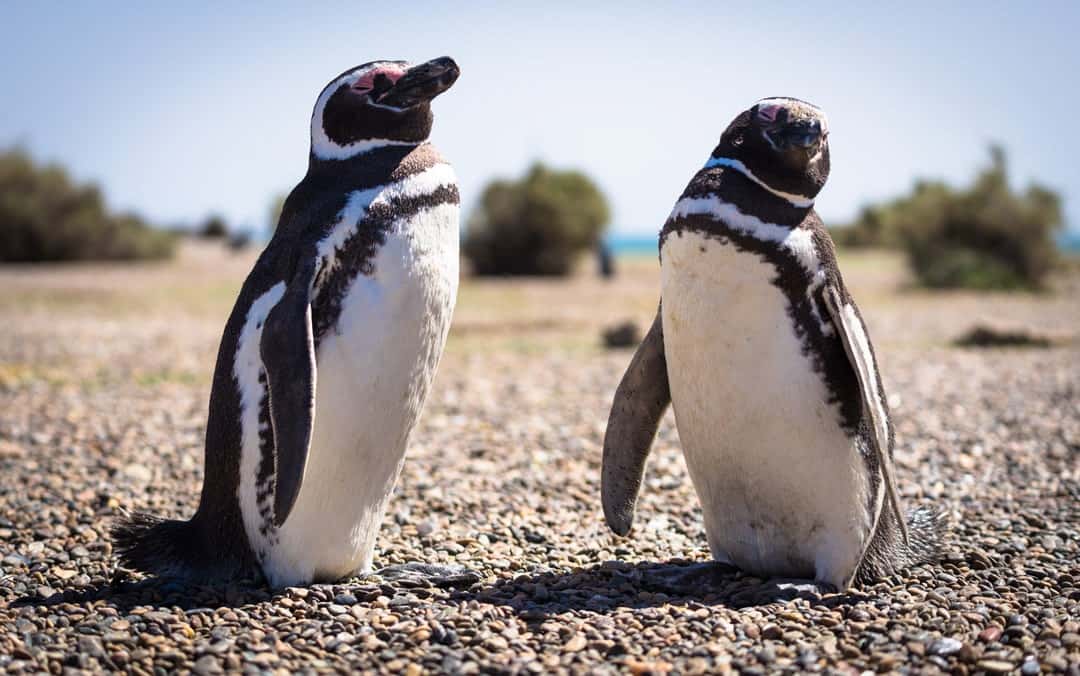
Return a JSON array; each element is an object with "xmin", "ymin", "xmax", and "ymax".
[
  {"xmin": 756, "ymin": 96, "xmax": 820, "ymax": 110},
  {"xmin": 669, "ymin": 195, "xmax": 832, "ymax": 334},
  {"xmin": 703, "ymin": 157, "xmax": 816, "ymax": 208},
  {"xmin": 314, "ymin": 162, "xmax": 458, "ymax": 289},
  {"xmin": 754, "ymin": 97, "xmax": 830, "ymax": 134},
  {"xmin": 310, "ymin": 62, "xmax": 416, "ymax": 161}
]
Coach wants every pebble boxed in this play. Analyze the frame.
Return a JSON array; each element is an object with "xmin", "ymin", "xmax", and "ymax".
[
  {"xmin": 976, "ymin": 659, "xmax": 1016, "ymax": 673},
  {"xmin": 979, "ymin": 626, "xmax": 1003, "ymax": 643},
  {"xmin": 0, "ymin": 259, "xmax": 1077, "ymax": 673},
  {"xmin": 929, "ymin": 638, "xmax": 964, "ymax": 656},
  {"xmin": 563, "ymin": 635, "xmax": 587, "ymax": 652}
]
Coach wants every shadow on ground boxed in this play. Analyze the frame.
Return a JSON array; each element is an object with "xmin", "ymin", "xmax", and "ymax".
[
  {"xmin": 11, "ymin": 573, "xmax": 281, "ymax": 613},
  {"xmin": 9, "ymin": 565, "xmax": 476, "ymax": 613},
  {"xmin": 11, "ymin": 560, "xmax": 862, "ymax": 617},
  {"xmin": 460, "ymin": 560, "xmax": 862, "ymax": 620}
]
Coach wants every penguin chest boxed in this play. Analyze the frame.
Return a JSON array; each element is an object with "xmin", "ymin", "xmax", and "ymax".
[
  {"xmin": 264, "ymin": 203, "xmax": 460, "ymax": 585},
  {"xmin": 660, "ymin": 230, "xmax": 871, "ymax": 585}
]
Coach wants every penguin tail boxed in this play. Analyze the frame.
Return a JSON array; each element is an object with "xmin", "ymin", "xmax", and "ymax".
[
  {"xmin": 857, "ymin": 504, "xmax": 949, "ymax": 584},
  {"xmin": 111, "ymin": 511, "xmax": 205, "ymax": 580},
  {"xmin": 901, "ymin": 506, "xmax": 948, "ymax": 566}
]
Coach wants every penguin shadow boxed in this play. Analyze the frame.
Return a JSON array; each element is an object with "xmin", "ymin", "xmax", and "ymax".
[
  {"xmin": 11, "ymin": 566, "xmax": 472, "ymax": 613},
  {"xmin": 460, "ymin": 560, "xmax": 862, "ymax": 619},
  {"xmin": 11, "ymin": 572, "xmax": 287, "ymax": 613}
]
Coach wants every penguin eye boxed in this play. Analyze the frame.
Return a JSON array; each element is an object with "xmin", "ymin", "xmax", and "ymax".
[{"xmin": 370, "ymin": 73, "xmax": 395, "ymax": 99}]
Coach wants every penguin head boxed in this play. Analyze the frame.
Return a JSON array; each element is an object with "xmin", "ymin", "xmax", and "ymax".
[
  {"xmin": 310, "ymin": 56, "xmax": 460, "ymax": 161},
  {"xmin": 713, "ymin": 97, "xmax": 830, "ymax": 202}
]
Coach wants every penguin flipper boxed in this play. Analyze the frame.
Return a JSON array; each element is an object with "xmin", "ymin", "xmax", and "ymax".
[
  {"xmin": 261, "ymin": 254, "xmax": 319, "ymax": 528},
  {"xmin": 822, "ymin": 285, "xmax": 909, "ymax": 545},
  {"xmin": 602, "ymin": 310, "xmax": 671, "ymax": 536}
]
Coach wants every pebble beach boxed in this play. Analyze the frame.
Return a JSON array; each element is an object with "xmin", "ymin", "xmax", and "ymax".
[{"xmin": 0, "ymin": 243, "xmax": 1077, "ymax": 674}]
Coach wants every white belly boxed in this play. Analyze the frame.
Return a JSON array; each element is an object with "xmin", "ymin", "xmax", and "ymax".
[
  {"xmin": 660, "ymin": 230, "xmax": 871, "ymax": 587},
  {"xmin": 260, "ymin": 204, "xmax": 458, "ymax": 586}
]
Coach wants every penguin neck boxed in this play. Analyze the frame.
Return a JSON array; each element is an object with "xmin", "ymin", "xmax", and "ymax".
[
  {"xmin": 705, "ymin": 156, "xmax": 816, "ymax": 209},
  {"xmin": 307, "ymin": 141, "xmax": 426, "ymax": 177},
  {"xmin": 689, "ymin": 158, "xmax": 814, "ymax": 228}
]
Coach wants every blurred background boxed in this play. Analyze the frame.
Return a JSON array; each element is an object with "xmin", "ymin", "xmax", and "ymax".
[
  {"xmin": 0, "ymin": 0, "xmax": 1078, "ymax": 385},
  {"xmin": 2, "ymin": 1, "xmax": 1078, "ymax": 276}
]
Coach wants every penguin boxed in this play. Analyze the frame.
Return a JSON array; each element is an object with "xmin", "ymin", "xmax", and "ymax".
[
  {"xmin": 602, "ymin": 97, "xmax": 944, "ymax": 592},
  {"xmin": 112, "ymin": 57, "xmax": 475, "ymax": 588}
]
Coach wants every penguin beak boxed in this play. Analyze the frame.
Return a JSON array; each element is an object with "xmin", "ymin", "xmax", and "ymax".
[{"xmin": 377, "ymin": 57, "xmax": 460, "ymax": 108}]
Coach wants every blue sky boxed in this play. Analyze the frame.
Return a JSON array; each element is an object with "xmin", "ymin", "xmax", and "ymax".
[{"xmin": 2, "ymin": 2, "xmax": 1077, "ymax": 236}]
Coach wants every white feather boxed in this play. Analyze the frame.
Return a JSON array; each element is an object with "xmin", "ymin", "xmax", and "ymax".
[
  {"xmin": 668, "ymin": 195, "xmax": 833, "ymax": 335},
  {"xmin": 661, "ymin": 230, "xmax": 871, "ymax": 589},
  {"xmin": 253, "ymin": 202, "xmax": 460, "ymax": 587},
  {"xmin": 315, "ymin": 162, "xmax": 457, "ymax": 289}
]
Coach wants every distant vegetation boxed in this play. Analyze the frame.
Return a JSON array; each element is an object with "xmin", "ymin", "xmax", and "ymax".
[
  {"xmin": 834, "ymin": 146, "xmax": 1063, "ymax": 290},
  {"xmin": 197, "ymin": 214, "xmax": 229, "ymax": 239},
  {"xmin": 464, "ymin": 162, "xmax": 610, "ymax": 276},
  {"xmin": 0, "ymin": 148, "xmax": 176, "ymax": 262}
]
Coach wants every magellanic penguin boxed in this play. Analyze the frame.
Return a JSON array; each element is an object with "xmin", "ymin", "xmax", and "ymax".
[
  {"xmin": 113, "ymin": 57, "xmax": 473, "ymax": 588},
  {"xmin": 602, "ymin": 98, "xmax": 944, "ymax": 591}
]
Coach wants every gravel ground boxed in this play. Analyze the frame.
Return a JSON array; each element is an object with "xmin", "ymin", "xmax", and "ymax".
[{"xmin": 0, "ymin": 247, "xmax": 1077, "ymax": 674}]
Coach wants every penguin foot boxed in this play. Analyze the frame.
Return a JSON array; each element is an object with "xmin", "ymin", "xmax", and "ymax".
[
  {"xmin": 723, "ymin": 577, "xmax": 841, "ymax": 607},
  {"xmin": 639, "ymin": 561, "xmax": 740, "ymax": 595},
  {"xmin": 764, "ymin": 578, "xmax": 838, "ymax": 600},
  {"xmin": 373, "ymin": 563, "xmax": 481, "ymax": 589}
]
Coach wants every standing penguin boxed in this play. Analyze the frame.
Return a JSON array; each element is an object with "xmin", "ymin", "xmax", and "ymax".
[
  {"xmin": 602, "ymin": 98, "xmax": 944, "ymax": 592},
  {"xmin": 113, "ymin": 57, "xmax": 473, "ymax": 588}
]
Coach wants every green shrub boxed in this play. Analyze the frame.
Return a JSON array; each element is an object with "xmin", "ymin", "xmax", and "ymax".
[
  {"xmin": 464, "ymin": 162, "xmax": 610, "ymax": 276},
  {"xmin": 835, "ymin": 146, "xmax": 1063, "ymax": 290},
  {"xmin": 198, "ymin": 214, "xmax": 229, "ymax": 239},
  {"xmin": 831, "ymin": 204, "xmax": 905, "ymax": 248},
  {"xmin": 0, "ymin": 148, "xmax": 176, "ymax": 262}
]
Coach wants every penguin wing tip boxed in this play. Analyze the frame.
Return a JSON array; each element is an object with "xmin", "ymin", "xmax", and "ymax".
[{"xmin": 603, "ymin": 509, "xmax": 634, "ymax": 537}]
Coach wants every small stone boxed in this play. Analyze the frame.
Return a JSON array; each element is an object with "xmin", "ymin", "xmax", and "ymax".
[
  {"xmin": 929, "ymin": 638, "xmax": 964, "ymax": 656},
  {"xmin": 53, "ymin": 568, "xmax": 77, "ymax": 581},
  {"xmin": 77, "ymin": 636, "xmax": 105, "ymax": 658},
  {"xmin": 123, "ymin": 463, "xmax": 152, "ymax": 481},
  {"xmin": 193, "ymin": 655, "xmax": 223, "ymax": 675},
  {"xmin": 976, "ymin": 659, "xmax": 1016, "ymax": 674},
  {"xmin": 483, "ymin": 636, "xmax": 509, "ymax": 651},
  {"xmin": 627, "ymin": 660, "xmax": 673, "ymax": 674},
  {"xmin": 979, "ymin": 626, "xmax": 1003, "ymax": 643},
  {"xmin": 564, "ymin": 634, "xmax": 587, "ymax": 652}
]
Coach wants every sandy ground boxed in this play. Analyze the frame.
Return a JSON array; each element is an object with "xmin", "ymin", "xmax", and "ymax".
[{"xmin": 0, "ymin": 240, "xmax": 1077, "ymax": 674}]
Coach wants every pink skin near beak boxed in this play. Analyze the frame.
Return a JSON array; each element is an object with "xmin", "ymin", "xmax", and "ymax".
[
  {"xmin": 351, "ymin": 66, "xmax": 406, "ymax": 92},
  {"xmin": 756, "ymin": 104, "xmax": 782, "ymax": 123}
]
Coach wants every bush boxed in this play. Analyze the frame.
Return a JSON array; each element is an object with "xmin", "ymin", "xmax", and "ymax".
[
  {"xmin": 198, "ymin": 214, "xmax": 229, "ymax": 239},
  {"xmin": 0, "ymin": 148, "xmax": 176, "ymax": 262},
  {"xmin": 831, "ymin": 204, "xmax": 905, "ymax": 248},
  {"xmin": 835, "ymin": 146, "xmax": 1063, "ymax": 290},
  {"xmin": 464, "ymin": 162, "xmax": 610, "ymax": 276}
]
